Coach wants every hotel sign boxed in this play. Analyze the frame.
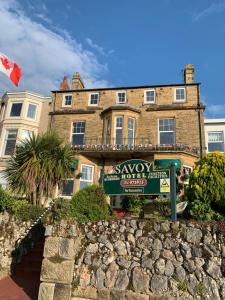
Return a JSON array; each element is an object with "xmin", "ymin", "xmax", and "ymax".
[{"xmin": 103, "ymin": 159, "xmax": 170, "ymax": 195}]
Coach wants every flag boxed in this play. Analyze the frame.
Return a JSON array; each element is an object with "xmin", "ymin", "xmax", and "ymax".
[{"xmin": 0, "ymin": 52, "xmax": 22, "ymax": 87}]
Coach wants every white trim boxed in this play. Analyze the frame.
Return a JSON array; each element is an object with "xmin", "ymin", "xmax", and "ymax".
[
  {"xmin": 8, "ymin": 101, "xmax": 23, "ymax": 118},
  {"xmin": 26, "ymin": 102, "xmax": 38, "ymax": 121},
  {"xmin": 116, "ymin": 91, "xmax": 127, "ymax": 104},
  {"xmin": 158, "ymin": 118, "xmax": 176, "ymax": 145},
  {"xmin": 144, "ymin": 89, "xmax": 155, "ymax": 103},
  {"xmin": 174, "ymin": 87, "xmax": 186, "ymax": 102},
  {"xmin": 88, "ymin": 92, "xmax": 99, "ymax": 106},
  {"xmin": 62, "ymin": 94, "xmax": 72, "ymax": 107},
  {"xmin": 114, "ymin": 115, "xmax": 123, "ymax": 144},
  {"xmin": 79, "ymin": 164, "xmax": 94, "ymax": 189},
  {"xmin": 207, "ymin": 131, "xmax": 224, "ymax": 153}
]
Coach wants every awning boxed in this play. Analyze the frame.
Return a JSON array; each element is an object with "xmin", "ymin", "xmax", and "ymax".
[{"xmin": 154, "ymin": 159, "xmax": 181, "ymax": 170}]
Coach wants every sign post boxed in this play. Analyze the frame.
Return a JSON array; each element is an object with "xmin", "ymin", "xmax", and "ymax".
[{"xmin": 170, "ymin": 163, "xmax": 177, "ymax": 221}]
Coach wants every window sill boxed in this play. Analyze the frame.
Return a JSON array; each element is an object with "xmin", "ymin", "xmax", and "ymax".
[{"xmin": 173, "ymin": 100, "xmax": 186, "ymax": 103}]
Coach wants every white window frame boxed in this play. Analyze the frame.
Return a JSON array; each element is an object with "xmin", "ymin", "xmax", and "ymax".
[
  {"xmin": 114, "ymin": 116, "xmax": 123, "ymax": 145},
  {"xmin": 174, "ymin": 87, "xmax": 186, "ymax": 102},
  {"xmin": 71, "ymin": 121, "xmax": 86, "ymax": 146},
  {"xmin": 158, "ymin": 118, "xmax": 176, "ymax": 145},
  {"xmin": 2, "ymin": 128, "xmax": 18, "ymax": 157},
  {"xmin": 116, "ymin": 91, "xmax": 127, "ymax": 104},
  {"xmin": 79, "ymin": 164, "xmax": 94, "ymax": 189},
  {"xmin": 128, "ymin": 117, "xmax": 135, "ymax": 145},
  {"xmin": 207, "ymin": 131, "xmax": 225, "ymax": 153},
  {"xmin": 26, "ymin": 103, "xmax": 38, "ymax": 120},
  {"xmin": 89, "ymin": 93, "xmax": 99, "ymax": 106},
  {"xmin": 9, "ymin": 102, "xmax": 23, "ymax": 118},
  {"xmin": 144, "ymin": 89, "xmax": 155, "ymax": 103},
  {"xmin": 62, "ymin": 94, "xmax": 73, "ymax": 107}
]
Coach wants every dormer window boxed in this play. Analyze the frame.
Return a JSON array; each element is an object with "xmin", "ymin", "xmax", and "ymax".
[
  {"xmin": 89, "ymin": 93, "xmax": 99, "ymax": 106},
  {"xmin": 116, "ymin": 91, "xmax": 126, "ymax": 104},
  {"xmin": 175, "ymin": 88, "xmax": 186, "ymax": 102},
  {"xmin": 63, "ymin": 94, "xmax": 72, "ymax": 107}
]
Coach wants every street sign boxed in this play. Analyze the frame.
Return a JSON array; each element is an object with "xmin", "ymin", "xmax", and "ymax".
[{"xmin": 103, "ymin": 159, "xmax": 170, "ymax": 195}]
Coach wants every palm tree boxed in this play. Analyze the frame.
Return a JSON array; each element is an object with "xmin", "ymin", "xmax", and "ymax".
[{"xmin": 4, "ymin": 131, "xmax": 75, "ymax": 206}]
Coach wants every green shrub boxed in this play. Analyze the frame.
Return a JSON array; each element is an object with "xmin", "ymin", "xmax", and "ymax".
[
  {"xmin": 187, "ymin": 152, "xmax": 225, "ymax": 220},
  {"xmin": 11, "ymin": 200, "xmax": 44, "ymax": 221},
  {"xmin": 50, "ymin": 198, "xmax": 72, "ymax": 221},
  {"xmin": 121, "ymin": 195, "xmax": 146, "ymax": 217},
  {"xmin": 70, "ymin": 185, "xmax": 111, "ymax": 223},
  {"xmin": 0, "ymin": 186, "xmax": 14, "ymax": 212}
]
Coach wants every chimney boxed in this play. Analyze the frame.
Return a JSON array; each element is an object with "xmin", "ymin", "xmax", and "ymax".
[
  {"xmin": 71, "ymin": 72, "xmax": 85, "ymax": 89},
  {"xmin": 60, "ymin": 76, "xmax": 70, "ymax": 90},
  {"xmin": 184, "ymin": 64, "xmax": 194, "ymax": 84}
]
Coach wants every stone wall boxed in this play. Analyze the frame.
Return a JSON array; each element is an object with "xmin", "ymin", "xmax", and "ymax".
[
  {"xmin": 0, "ymin": 211, "xmax": 32, "ymax": 279},
  {"xmin": 40, "ymin": 219, "xmax": 225, "ymax": 300}
]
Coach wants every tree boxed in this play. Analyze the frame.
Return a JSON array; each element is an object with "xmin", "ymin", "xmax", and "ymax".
[
  {"xmin": 187, "ymin": 152, "xmax": 225, "ymax": 220},
  {"xmin": 4, "ymin": 131, "xmax": 75, "ymax": 206}
]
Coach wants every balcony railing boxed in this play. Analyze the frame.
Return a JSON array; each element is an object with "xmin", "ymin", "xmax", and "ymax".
[{"xmin": 71, "ymin": 138, "xmax": 200, "ymax": 155}]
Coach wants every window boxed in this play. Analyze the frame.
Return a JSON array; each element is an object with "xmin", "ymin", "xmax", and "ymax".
[
  {"xmin": 128, "ymin": 117, "xmax": 135, "ymax": 145},
  {"xmin": 79, "ymin": 165, "xmax": 94, "ymax": 190},
  {"xmin": 63, "ymin": 94, "xmax": 72, "ymax": 107},
  {"xmin": 116, "ymin": 91, "xmax": 126, "ymax": 104},
  {"xmin": 208, "ymin": 131, "xmax": 224, "ymax": 152},
  {"xmin": 27, "ymin": 103, "xmax": 37, "ymax": 119},
  {"xmin": 89, "ymin": 93, "xmax": 99, "ymax": 106},
  {"xmin": 183, "ymin": 165, "xmax": 193, "ymax": 185},
  {"xmin": 62, "ymin": 179, "xmax": 74, "ymax": 196},
  {"xmin": 144, "ymin": 90, "xmax": 155, "ymax": 103},
  {"xmin": 72, "ymin": 121, "xmax": 85, "ymax": 145},
  {"xmin": 3, "ymin": 129, "xmax": 18, "ymax": 156},
  {"xmin": 115, "ymin": 116, "xmax": 123, "ymax": 145},
  {"xmin": 21, "ymin": 130, "xmax": 33, "ymax": 142},
  {"xmin": 159, "ymin": 118, "xmax": 175, "ymax": 144},
  {"xmin": 175, "ymin": 88, "xmax": 186, "ymax": 101},
  {"xmin": 10, "ymin": 103, "xmax": 22, "ymax": 117}
]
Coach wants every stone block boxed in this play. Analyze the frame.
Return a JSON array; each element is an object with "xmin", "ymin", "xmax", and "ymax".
[
  {"xmin": 132, "ymin": 267, "xmax": 150, "ymax": 294},
  {"xmin": 43, "ymin": 237, "xmax": 59, "ymax": 258},
  {"xmin": 111, "ymin": 289, "xmax": 126, "ymax": 300},
  {"xmin": 59, "ymin": 238, "xmax": 75, "ymax": 259},
  {"xmin": 38, "ymin": 282, "xmax": 55, "ymax": 300},
  {"xmin": 125, "ymin": 290, "xmax": 149, "ymax": 300},
  {"xmin": 41, "ymin": 258, "xmax": 74, "ymax": 284},
  {"xmin": 97, "ymin": 288, "xmax": 110, "ymax": 300},
  {"xmin": 53, "ymin": 284, "xmax": 71, "ymax": 300},
  {"xmin": 72, "ymin": 286, "xmax": 97, "ymax": 299}
]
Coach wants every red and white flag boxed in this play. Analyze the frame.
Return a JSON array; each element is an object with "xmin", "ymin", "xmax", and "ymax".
[{"xmin": 0, "ymin": 52, "xmax": 22, "ymax": 87}]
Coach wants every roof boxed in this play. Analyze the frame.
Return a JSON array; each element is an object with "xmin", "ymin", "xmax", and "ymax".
[
  {"xmin": 1, "ymin": 90, "xmax": 51, "ymax": 99},
  {"xmin": 52, "ymin": 82, "xmax": 201, "ymax": 93}
]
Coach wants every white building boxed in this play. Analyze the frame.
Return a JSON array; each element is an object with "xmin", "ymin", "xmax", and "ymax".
[
  {"xmin": 204, "ymin": 118, "xmax": 225, "ymax": 153},
  {"xmin": 0, "ymin": 91, "xmax": 51, "ymax": 187}
]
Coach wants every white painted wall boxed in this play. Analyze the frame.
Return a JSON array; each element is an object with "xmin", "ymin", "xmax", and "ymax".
[{"xmin": 204, "ymin": 119, "xmax": 225, "ymax": 153}]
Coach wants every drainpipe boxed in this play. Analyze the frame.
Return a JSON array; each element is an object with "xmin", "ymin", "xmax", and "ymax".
[
  {"xmin": 49, "ymin": 92, "xmax": 56, "ymax": 129},
  {"xmin": 197, "ymin": 85, "xmax": 203, "ymax": 159}
]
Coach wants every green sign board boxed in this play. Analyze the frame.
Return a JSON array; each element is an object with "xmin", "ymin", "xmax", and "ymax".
[{"xmin": 103, "ymin": 159, "xmax": 170, "ymax": 195}]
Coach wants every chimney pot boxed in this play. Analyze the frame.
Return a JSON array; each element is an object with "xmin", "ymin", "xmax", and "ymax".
[
  {"xmin": 72, "ymin": 72, "xmax": 85, "ymax": 89},
  {"xmin": 60, "ymin": 76, "xmax": 70, "ymax": 90}
]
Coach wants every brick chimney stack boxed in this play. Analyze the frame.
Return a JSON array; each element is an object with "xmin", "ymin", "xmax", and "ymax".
[
  {"xmin": 60, "ymin": 76, "xmax": 70, "ymax": 90},
  {"xmin": 71, "ymin": 72, "xmax": 85, "ymax": 90},
  {"xmin": 184, "ymin": 64, "xmax": 194, "ymax": 84}
]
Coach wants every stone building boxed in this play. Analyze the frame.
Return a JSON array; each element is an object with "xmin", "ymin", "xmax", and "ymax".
[
  {"xmin": 0, "ymin": 90, "xmax": 51, "ymax": 187},
  {"xmin": 50, "ymin": 65, "xmax": 205, "ymax": 202}
]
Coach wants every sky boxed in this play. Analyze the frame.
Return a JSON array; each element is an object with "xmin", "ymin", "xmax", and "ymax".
[{"xmin": 0, "ymin": 0, "xmax": 225, "ymax": 118}]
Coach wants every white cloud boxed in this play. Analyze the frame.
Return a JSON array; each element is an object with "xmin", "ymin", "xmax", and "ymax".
[
  {"xmin": 207, "ymin": 104, "xmax": 225, "ymax": 116},
  {"xmin": 193, "ymin": 2, "xmax": 225, "ymax": 22},
  {"xmin": 0, "ymin": 0, "xmax": 109, "ymax": 95},
  {"xmin": 86, "ymin": 38, "xmax": 114, "ymax": 56}
]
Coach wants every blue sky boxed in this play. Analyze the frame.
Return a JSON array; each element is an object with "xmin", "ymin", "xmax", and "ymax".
[{"xmin": 0, "ymin": 0, "xmax": 225, "ymax": 117}]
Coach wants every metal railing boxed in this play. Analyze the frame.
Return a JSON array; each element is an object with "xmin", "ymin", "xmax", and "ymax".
[{"xmin": 71, "ymin": 137, "xmax": 200, "ymax": 155}]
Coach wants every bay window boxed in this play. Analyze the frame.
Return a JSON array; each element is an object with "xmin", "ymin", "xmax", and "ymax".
[
  {"xmin": 128, "ymin": 117, "xmax": 135, "ymax": 145},
  {"xmin": 115, "ymin": 116, "xmax": 123, "ymax": 145},
  {"xmin": 3, "ymin": 129, "xmax": 18, "ymax": 156}
]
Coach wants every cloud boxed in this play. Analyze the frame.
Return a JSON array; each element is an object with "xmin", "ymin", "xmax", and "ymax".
[
  {"xmin": 206, "ymin": 104, "xmax": 225, "ymax": 116},
  {"xmin": 86, "ymin": 38, "xmax": 114, "ymax": 56},
  {"xmin": 193, "ymin": 2, "xmax": 225, "ymax": 22},
  {"xmin": 0, "ymin": 0, "xmax": 109, "ymax": 95}
]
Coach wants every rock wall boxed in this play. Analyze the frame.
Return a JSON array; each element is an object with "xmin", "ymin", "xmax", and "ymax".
[
  {"xmin": 0, "ymin": 211, "xmax": 32, "ymax": 279},
  {"xmin": 40, "ymin": 219, "xmax": 225, "ymax": 300}
]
